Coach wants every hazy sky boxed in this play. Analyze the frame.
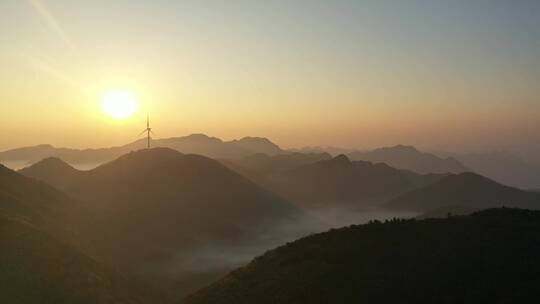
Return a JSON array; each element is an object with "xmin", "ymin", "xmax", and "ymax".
[{"xmin": 1, "ymin": 0, "xmax": 539, "ymax": 151}]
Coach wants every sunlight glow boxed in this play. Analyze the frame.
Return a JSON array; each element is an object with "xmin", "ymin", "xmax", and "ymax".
[{"xmin": 101, "ymin": 90, "xmax": 139, "ymax": 119}]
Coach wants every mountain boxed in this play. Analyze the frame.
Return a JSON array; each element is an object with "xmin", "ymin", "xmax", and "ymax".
[
  {"xmin": 348, "ymin": 145, "xmax": 468, "ymax": 174},
  {"xmin": 265, "ymin": 155, "xmax": 444, "ymax": 207},
  {"xmin": 223, "ymin": 152, "xmax": 332, "ymax": 177},
  {"xmin": 1, "ymin": 144, "xmax": 129, "ymax": 169},
  {"xmin": 0, "ymin": 216, "xmax": 145, "ymax": 304},
  {"xmin": 142, "ymin": 134, "xmax": 253, "ymax": 159},
  {"xmin": 0, "ymin": 144, "xmax": 59, "ymax": 161},
  {"xmin": 229, "ymin": 137, "xmax": 283, "ymax": 156},
  {"xmin": 1, "ymin": 134, "xmax": 286, "ymax": 169},
  {"xmin": 220, "ymin": 152, "xmax": 332, "ymax": 193},
  {"xmin": 184, "ymin": 208, "xmax": 540, "ymax": 304},
  {"xmin": 288, "ymin": 146, "xmax": 357, "ymax": 156},
  {"xmin": 21, "ymin": 149, "xmax": 296, "ymax": 238},
  {"xmin": 386, "ymin": 172, "xmax": 540, "ymax": 215},
  {"xmin": 19, "ymin": 157, "xmax": 80, "ymax": 190},
  {"xmin": 0, "ymin": 165, "xmax": 146, "ymax": 304},
  {"xmin": 451, "ymin": 151, "xmax": 540, "ymax": 189},
  {"xmin": 0, "ymin": 164, "xmax": 78, "ymax": 236},
  {"xmin": 20, "ymin": 148, "xmax": 298, "ymax": 298}
]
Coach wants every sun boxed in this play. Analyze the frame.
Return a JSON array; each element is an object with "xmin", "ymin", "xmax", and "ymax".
[{"xmin": 101, "ymin": 90, "xmax": 139, "ymax": 119}]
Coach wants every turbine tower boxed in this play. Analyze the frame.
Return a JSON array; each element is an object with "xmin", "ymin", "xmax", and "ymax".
[{"xmin": 139, "ymin": 114, "xmax": 153, "ymax": 149}]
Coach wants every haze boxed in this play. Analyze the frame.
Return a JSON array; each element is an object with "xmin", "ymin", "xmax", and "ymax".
[{"xmin": 1, "ymin": 0, "xmax": 539, "ymax": 151}]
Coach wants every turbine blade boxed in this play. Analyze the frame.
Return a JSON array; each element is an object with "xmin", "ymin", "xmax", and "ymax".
[{"xmin": 138, "ymin": 129, "xmax": 147, "ymax": 136}]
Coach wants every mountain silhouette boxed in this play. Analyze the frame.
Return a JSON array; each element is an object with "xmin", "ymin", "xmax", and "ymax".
[
  {"xmin": 1, "ymin": 134, "xmax": 287, "ymax": 168},
  {"xmin": 264, "ymin": 155, "xmax": 444, "ymax": 207},
  {"xmin": 449, "ymin": 151, "xmax": 540, "ymax": 189},
  {"xmin": 288, "ymin": 146, "xmax": 356, "ymax": 156},
  {"xmin": 0, "ymin": 144, "xmax": 58, "ymax": 162},
  {"xmin": 0, "ymin": 216, "xmax": 147, "ymax": 304},
  {"xmin": 386, "ymin": 172, "xmax": 540, "ymax": 215},
  {"xmin": 19, "ymin": 157, "xmax": 80, "ymax": 190},
  {"xmin": 183, "ymin": 208, "xmax": 540, "ymax": 304},
  {"xmin": 223, "ymin": 152, "xmax": 331, "ymax": 178},
  {"xmin": 348, "ymin": 145, "xmax": 468, "ymax": 174},
  {"xmin": 20, "ymin": 148, "xmax": 299, "ymax": 298},
  {"xmin": 0, "ymin": 164, "xmax": 78, "ymax": 235},
  {"xmin": 229, "ymin": 137, "xmax": 284, "ymax": 155},
  {"xmin": 0, "ymin": 165, "xmax": 147, "ymax": 304}
]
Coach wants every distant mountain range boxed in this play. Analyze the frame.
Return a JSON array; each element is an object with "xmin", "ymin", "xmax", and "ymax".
[
  {"xmin": 0, "ymin": 165, "xmax": 147, "ymax": 304},
  {"xmin": 264, "ymin": 155, "xmax": 446, "ymax": 207},
  {"xmin": 288, "ymin": 146, "xmax": 357, "ymax": 156},
  {"xmin": 0, "ymin": 134, "xmax": 286, "ymax": 168},
  {"xmin": 295, "ymin": 144, "xmax": 540, "ymax": 189},
  {"xmin": 183, "ymin": 208, "xmax": 540, "ymax": 304},
  {"xmin": 439, "ymin": 151, "xmax": 540, "ymax": 190},
  {"xmin": 220, "ymin": 152, "xmax": 333, "ymax": 192},
  {"xmin": 348, "ymin": 145, "xmax": 468, "ymax": 174},
  {"xmin": 226, "ymin": 150, "xmax": 540, "ymax": 215},
  {"xmin": 4, "ymin": 136, "xmax": 540, "ymax": 189},
  {"xmin": 386, "ymin": 172, "xmax": 540, "ymax": 217}
]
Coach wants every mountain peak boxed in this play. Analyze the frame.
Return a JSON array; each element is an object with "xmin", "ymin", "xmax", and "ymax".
[
  {"xmin": 183, "ymin": 133, "xmax": 222, "ymax": 142},
  {"xmin": 440, "ymin": 171, "xmax": 503, "ymax": 189},
  {"xmin": 18, "ymin": 157, "xmax": 80, "ymax": 190},
  {"xmin": 28, "ymin": 157, "xmax": 74, "ymax": 170},
  {"xmin": 386, "ymin": 170, "xmax": 540, "ymax": 214},
  {"xmin": 230, "ymin": 137, "xmax": 283, "ymax": 155},
  {"xmin": 35, "ymin": 144, "xmax": 55, "ymax": 149},
  {"xmin": 332, "ymin": 154, "xmax": 351, "ymax": 164},
  {"xmin": 106, "ymin": 147, "xmax": 184, "ymax": 166},
  {"xmin": 19, "ymin": 157, "xmax": 78, "ymax": 177},
  {"xmin": 237, "ymin": 136, "xmax": 272, "ymax": 143},
  {"xmin": 389, "ymin": 145, "xmax": 419, "ymax": 153},
  {"xmin": 349, "ymin": 145, "xmax": 468, "ymax": 174}
]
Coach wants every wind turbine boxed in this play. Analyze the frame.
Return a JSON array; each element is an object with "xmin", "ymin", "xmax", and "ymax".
[{"xmin": 139, "ymin": 114, "xmax": 154, "ymax": 149}]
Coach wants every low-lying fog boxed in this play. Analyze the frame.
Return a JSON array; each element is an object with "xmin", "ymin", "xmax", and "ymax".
[
  {"xmin": 1, "ymin": 160, "xmax": 102, "ymax": 171},
  {"xmin": 147, "ymin": 207, "xmax": 418, "ymax": 290}
]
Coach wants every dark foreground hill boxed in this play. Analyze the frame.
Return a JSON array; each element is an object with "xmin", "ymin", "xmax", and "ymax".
[
  {"xmin": 184, "ymin": 208, "xmax": 540, "ymax": 304},
  {"xmin": 386, "ymin": 172, "xmax": 540, "ymax": 216},
  {"xmin": 0, "ymin": 216, "xmax": 144, "ymax": 304},
  {"xmin": 0, "ymin": 165, "xmax": 146, "ymax": 304},
  {"xmin": 1, "ymin": 163, "xmax": 74, "ymax": 228}
]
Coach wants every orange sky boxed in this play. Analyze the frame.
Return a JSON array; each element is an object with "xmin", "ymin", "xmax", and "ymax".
[{"xmin": 1, "ymin": 1, "xmax": 539, "ymax": 151}]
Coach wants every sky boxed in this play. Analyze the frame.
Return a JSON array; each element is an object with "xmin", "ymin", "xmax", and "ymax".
[{"xmin": 1, "ymin": 0, "xmax": 539, "ymax": 151}]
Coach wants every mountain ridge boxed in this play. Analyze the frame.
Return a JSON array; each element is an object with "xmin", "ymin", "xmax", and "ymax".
[
  {"xmin": 263, "ymin": 154, "xmax": 445, "ymax": 207},
  {"xmin": 348, "ymin": 145, "xmax": 468, "ymax": 174},
  {"xmin": 386, "ymin": 172, "xmax": 540, "ymax": 215},
  {"xmin": 1, "ymin": 134, "xmax": 287, "ymax": 168}
]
